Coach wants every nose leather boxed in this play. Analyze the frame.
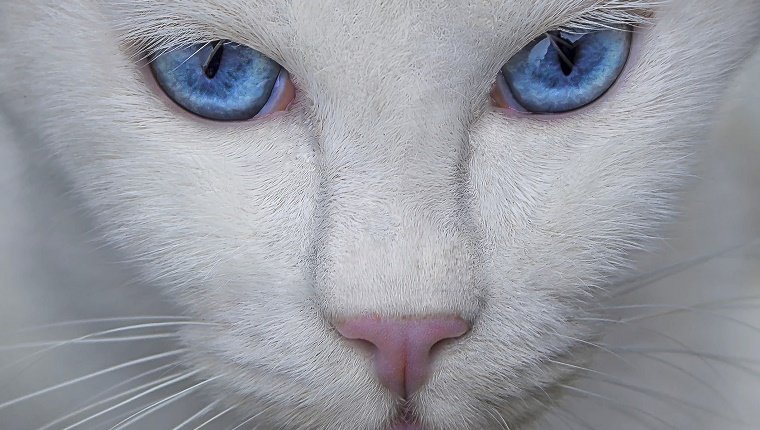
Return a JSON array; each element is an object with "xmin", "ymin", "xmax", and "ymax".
[{"xmin": 336, "ymin": 316, "xmax": 469, "ymax": 398}]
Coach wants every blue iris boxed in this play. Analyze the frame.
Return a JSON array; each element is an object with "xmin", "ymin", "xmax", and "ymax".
[
  {"xmin": 151, "ymin": 41, "xmax": 281, "ymax": 121},
  {"xmin": 502, "ymin": 29, "xmax": 631, "ymax": 113}
]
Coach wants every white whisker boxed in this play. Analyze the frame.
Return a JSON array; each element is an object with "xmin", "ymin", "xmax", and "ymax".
[
  {"xmin": 60, "ymin": 370, "xmax": 203, "ymax": 430},
  {"xmin": 230, "ymin": 404, "xmax": 276, "ymax": 430},
  {"xmin": 192, "ymin": 403, "xmax": 239, "ymax": 430},
  {"xmin": 559, "ymin": 384, "xmax": 677, "ymax": 430},
  {"xmin": 39, "ymin": 370, "xmax": 187, "ymax": 430},
  {"xmin": 602, "ymin": 323, "xmax": 723, "ymax": 375},
  {"xmin": 11, "ymin": 316, "xmax": 191, "ymax": 335},
  {"xmin": 0, "ymin": 322, "xmax": 212, "ymax": 373},
  {"xmin": 612, "ymin": 238, "xmax": 760, "ymax": 297},
  {"xmin": 579, "ymin": 373, "xmax": 741, "ymax": 423},
  {"xmin": 551, "ymin": 333, "xmax": 632, "ymax": 368},
  {"xmin": 86, "ymin": 362, "xmax": 183, "ymax": 403},
  {"xmin": 109, "ymin": 376, "xmax": 221, "ymax": 430},
  {"xmin": 0, "ymin": 333, "xmax": 179, "ymax": 351},
  {"xmin": 0, "ymin": 349, "xmax": 186, "ymax": 410},
  {"xmin": 621, "ymin": 350, "xmax": 733, "ymax": 409},
  {"xmin": 172, "ymin": 401, "xmax": 219, "ymax": 430},
  {"xmin": 39, "ymin": 362, "xmax": 183, "ymax": 430},
  {"xmin": 609, "ymin": 347, "xmax": 760, "ymax": 376}
]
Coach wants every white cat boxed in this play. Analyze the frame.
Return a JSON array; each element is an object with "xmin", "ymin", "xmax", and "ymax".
[{"xmin": 1, "ymin": 1, "xmax": 759, "ymax": 429}]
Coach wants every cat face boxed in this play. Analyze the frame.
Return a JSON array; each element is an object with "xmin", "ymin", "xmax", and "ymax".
[{"xmin": 1, "ymin": 1, "xmax": 759, "ymax": 429}]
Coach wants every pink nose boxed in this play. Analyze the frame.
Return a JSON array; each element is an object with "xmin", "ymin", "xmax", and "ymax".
[{"xmin": 335, "ymin": 316, "xmax": 470, "ymax": 398}]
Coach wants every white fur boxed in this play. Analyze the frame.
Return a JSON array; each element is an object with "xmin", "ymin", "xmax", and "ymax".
[{"xmin": 1, "ymin": 1, "xmax": 759, "ymax": 429}]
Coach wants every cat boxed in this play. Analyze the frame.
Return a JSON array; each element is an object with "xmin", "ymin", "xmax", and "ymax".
[{"xmin": 1, "ymin": 1, "xmax": 760, "ymax": 429}]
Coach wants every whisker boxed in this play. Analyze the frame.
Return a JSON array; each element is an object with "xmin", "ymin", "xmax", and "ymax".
[
  {"xmin": 0, "ymin": 322, "xmax": 212, "ymax": 374},
  {"xmin": 193, "ymin": 403, "xmax": 239, "ymax": 430},
  {"xmin": 485, "ymin": 407, "xmax": 512, "ymax": 430},
  {"xmin": 618, "ymin": 305, "xmax": 760, "ymax": 334},
  {"xmin": 86, "ymin": 362, "xmax": 184, "ymax": 403},
  {"xmin": 547, "ymin": 405, "xmax": 597, "ymax": 430},
  {"xmin": 597, "ymin": 295, "xmax": 760, "ymax": 314},
  {"xmin": 551, "ymin": 357, "xmax": 734, "ymax": 423},
  {"xmin": 559, "ymin": 384, "xmax": 677, "ymax": 430},
  {"xmin": 39, "ymin": 370, "xmax": 188, "ymax": 430},
  {"xmin": 551, "ymin": 333, "xmax": 633, "ymax": 368},
  {"xmin": 169, "ymin": 41, "xmax": 212, "ymax": 73},
  {"xmin": 59, "ymin": 370, "xmax": 203, "ymax": 430},
  {"xmin": 597, "ymin": 322, "xmax": 723, "ymax": 375},
  {"xmin": 109, "ymin": 376, "xmax": 221, "ymax": 430},
  {"xmin": 39, "ymin": 362, "xmax": 183, "ymax": 430},
  {"xmin": 620, "ymin": 350, "xmax": 733, "ymax": 409},
  {"xmin": 230, "ymin": 404, "xmax": 276, "ymax": 430},
  {"xmin": 172, "ymin": 401, "xmax": 219, "ymax": 430},
  {"xmin": 609, "ymin": 347, "xmax": 760, "ymax": 375},
  {"xmin": 579, "ymin": 373, "xmax": 742, "ymax": 424},
  {"xmin": 0, "ymin": 333, "xmax": 179, "ymax": 351},
  {"xmin": 10, "ymin": 316, "xmax": 191, "ymax": 335},
  {"xmin": 612, "ymin": 237, "xmax": 760, "ymax": 297},
  {"xmin": 520, "ymin": 388, "xmax": 583, "ymax": 430},
  {"xmin": 0, "ymin": 349, "xmax": 186, "ymax": 410},
  {"xmin": 546, "ymin": 32, "xmax": 575, "ymax": 70},
  {"xmin": 548, "ymin": 359, "xmax": 610, "ymax": 379},
  {"xmin": 543, "ymin": 410, "xmax": 578, "ymax": 430}
]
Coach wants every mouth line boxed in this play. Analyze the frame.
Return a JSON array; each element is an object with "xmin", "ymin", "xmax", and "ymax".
[
  {"xmin": 389, "ymin": 405, "xmax": 424, "ymax": 430},
  {"xmin": 391, "ymin": 424, "xmax": 424, "ymax": 430}
]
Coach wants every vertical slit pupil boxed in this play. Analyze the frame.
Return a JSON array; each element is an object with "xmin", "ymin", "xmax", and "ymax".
[
  {"xmin": 203, "ymin": 41, "xmax": 225, "ymax": 79},
  {"xmin": 556, "ymin": 38, "xmax": 576, "ymax": 76}
]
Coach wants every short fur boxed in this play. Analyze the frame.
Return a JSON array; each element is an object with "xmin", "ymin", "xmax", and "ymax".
[{"xmin": 1, "ymin": 1, "xmax": 759, "ymax": 429}]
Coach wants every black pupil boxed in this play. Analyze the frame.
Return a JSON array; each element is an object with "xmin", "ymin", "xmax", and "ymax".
[
  {"xmin": 203, "ymin": 41, "xmax": 225, "ymax": 79},
  {"xmin": 548, "ymin": 33, "xmax": 577, "ymax": 76}
]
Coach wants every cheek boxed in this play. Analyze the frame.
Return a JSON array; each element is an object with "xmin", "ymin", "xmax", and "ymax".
[
  {"xmin": 467, "ymin": 113, "xmax": 565, "ymax": 243},
  {"xmin": 467, "ymin": 107, "xmax": 689, "ymax": 289},
  {"xmin": 68, "ymin": 106, "xmax": 321, "ymax": 313},
  {"xmin": 168, "ymin": 127, "xmax": 318, "ymax": 291}
]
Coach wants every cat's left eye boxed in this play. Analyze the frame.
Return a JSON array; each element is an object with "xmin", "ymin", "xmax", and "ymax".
[
  {"xmin": 493, "ymin": 27, "xmax": 632, "ymax": 114},
  {"xmin": 150, "ymin": 41, "xmax": 294, "ymax": 121}
]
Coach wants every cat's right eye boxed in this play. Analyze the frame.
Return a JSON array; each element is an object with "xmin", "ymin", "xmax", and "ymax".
[
  {"xmin": 493, "ymin": 27, "xmax": 632, "ymax": 114},
  {"xmin": 150, "ymin": 41, "xmax": 294, "ymax": 121}
]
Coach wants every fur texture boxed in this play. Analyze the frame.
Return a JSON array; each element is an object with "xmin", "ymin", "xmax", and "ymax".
[{"xmin": 1, "ymin": 1, "xmax": 759, "ymax": 429}]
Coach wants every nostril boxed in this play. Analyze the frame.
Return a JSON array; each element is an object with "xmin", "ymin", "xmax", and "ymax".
[
  {"xmin": 342, "ymin": 337, "xmax": 376, "ymax": 356},
  {"xmin": 335, "ymin": 316, "xmax": 470, "ymax": 398},
  {"xmin": 428, "ymin": 332, "xmax": 463, "ymax": 358}
]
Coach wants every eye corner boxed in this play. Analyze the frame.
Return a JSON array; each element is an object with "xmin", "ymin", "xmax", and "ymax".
[
  {"xmin": 490, "ymin": 74, "xmax": 532, "ymax": 117},
  {"xmin": 249, "ymin": 68, "xmax": 297, "ymax": 118}
]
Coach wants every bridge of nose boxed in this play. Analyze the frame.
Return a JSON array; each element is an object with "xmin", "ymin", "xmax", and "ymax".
[{"xmin": 300, "ymin": 0, "xmax": 482, "ymax": 319}]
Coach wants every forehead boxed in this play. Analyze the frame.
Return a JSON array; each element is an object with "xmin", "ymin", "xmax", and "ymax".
[
  {"xmin": 105, "ymin": 0, "xmax": 655, "ymax": 114},
  {"xmin": 108, "ymin": 0, "xmax": 651, "ymax": 55}
]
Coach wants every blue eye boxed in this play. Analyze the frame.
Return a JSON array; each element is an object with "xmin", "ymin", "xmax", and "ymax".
[
  {"xmin": 150, "ymin": 41, "xmax": 288, "ymax": 121},
  {"xmin": 498, "ymin": 28, "xmax": 632, "ymax": 113}
]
